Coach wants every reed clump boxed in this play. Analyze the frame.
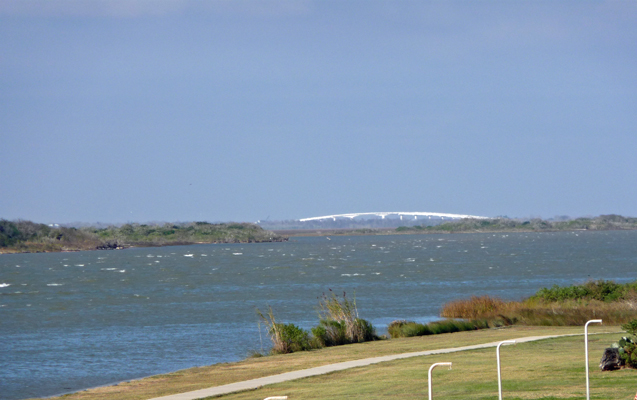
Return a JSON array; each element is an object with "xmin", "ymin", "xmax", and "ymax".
[
  {"xmin": 440, "ymin": 280, "xmax": 637, "ymax": 326},
  {"xmin": 311, "ymin": 291, "xmax": 376, "ymax": 346},
  {"xmin": 257, "ymin": 291, "xmax": 377, "ymax": 354}
]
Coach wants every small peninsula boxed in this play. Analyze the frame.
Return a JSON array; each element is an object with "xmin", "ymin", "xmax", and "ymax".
[{"xmin": 0, "ymin": 220, "xmax": 287, "ymax": 254}]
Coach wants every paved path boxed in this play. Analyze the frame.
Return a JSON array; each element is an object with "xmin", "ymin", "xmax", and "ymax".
[{"xmin": 147, "ymin": 333, "xmax": 586, "ymax": 400}]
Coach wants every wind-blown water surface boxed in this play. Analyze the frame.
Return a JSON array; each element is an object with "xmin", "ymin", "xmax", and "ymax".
[{"xmin": 1, "ymin": 231, "xmax": 636, "ymax": 400}]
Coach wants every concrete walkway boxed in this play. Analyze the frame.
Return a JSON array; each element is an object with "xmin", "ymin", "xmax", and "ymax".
[{"xmin": 148, "ymin": 333, "xmax": 584, "ymax": 400}]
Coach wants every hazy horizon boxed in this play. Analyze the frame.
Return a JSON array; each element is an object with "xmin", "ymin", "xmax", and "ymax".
[{"xmin": 2, "ymin": 1, "xmax": 636, "ymax": 223}]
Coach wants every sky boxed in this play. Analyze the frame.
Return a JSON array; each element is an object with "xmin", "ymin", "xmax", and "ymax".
[{"xmin": 1, "ymin": 0, "xmax": 636, "ymax": 224}]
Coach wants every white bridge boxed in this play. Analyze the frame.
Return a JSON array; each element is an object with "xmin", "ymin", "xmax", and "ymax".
[{"xmin": 299, "ymin": 211, "xmax": 489, "ymax": 222}]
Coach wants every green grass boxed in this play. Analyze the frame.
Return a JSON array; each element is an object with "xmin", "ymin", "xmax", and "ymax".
[
  {"xmin": 35, "ymin": 326, "xmax": 624, "ymax": 400},
  {"xmin": 210, "ymin": 333, "xmax": 635, "ymax": 400}
]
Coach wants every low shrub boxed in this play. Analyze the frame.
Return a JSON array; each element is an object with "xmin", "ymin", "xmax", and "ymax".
[
  {"xmin": 314, "ymin": 291, "xmax": 377, "ymax": 345},
  {"xmin": 388, "ymin": 319, "xmax": 484, "ymax": 338},
  {"xmin": 312, "ymin": 317, "xmax": 376, "ymax": 347},
  {"xmin": 610, "ymin": 319, "xmax": 637, "ymax": 368},
  {"xmin": 257, "ymin": 291, "xmax": 377, "ymax": 354},
  {"xmin": 257, "ymin": 306, "xmax": 316, "ymax": 354},
  {"xmin": 530, "ymin": 280, "xmax": 634, "ymax": 303}
]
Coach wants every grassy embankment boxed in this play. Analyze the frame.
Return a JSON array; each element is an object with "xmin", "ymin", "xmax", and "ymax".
[
  {"xmin": 36, "ymin": 326, "xmax": 631, "ymax": 400},
  {"xmin": 0, "ymin": 219, "xmax": 286, "ymax": 253},
  {"xmin": 39, "ymin": 282, "xmax": 637, "ymax": 400}
]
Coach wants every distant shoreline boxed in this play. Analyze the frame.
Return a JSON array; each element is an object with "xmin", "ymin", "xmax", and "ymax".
[
  {"xmin": 0, "ymin": 220, "xmax": 287, "ymax": 255},
  {"xmin": 4, "ymin": 215, "xmax": 636, "ymax": 254},
  {"xmin": 0, "ymin": 237, "xmax": 289, "ymax": 255},
  {"xmin": 274, "ymin": 226, "xmax": 637, "ymax": 238}
]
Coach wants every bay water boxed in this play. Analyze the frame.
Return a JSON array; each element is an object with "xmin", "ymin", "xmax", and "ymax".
[{"xmin": 1, "ymin": 231, "xmax": 636, "ymax": 400}]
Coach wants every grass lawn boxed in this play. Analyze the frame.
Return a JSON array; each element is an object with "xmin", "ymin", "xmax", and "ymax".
[{"xmin": 42, "ymin": 326, "xmax": 633, "ymax": 400}]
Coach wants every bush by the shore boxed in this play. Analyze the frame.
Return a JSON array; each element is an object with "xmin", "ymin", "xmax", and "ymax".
[
  {"xmin": 441, "ymin": 280, "xmax": 637, "ymax": 326},
  {"xmin": 257, "ymin": 291, "xmax": 379, "ymax": 354},
  {"xmin": 387, "ymin": 319, "xmax": 490, "ymax": 338}
]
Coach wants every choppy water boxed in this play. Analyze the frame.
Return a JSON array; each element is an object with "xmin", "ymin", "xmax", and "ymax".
[{"xmin": 1, "ymin": 231, "xmax": 636, "ymax": 400}]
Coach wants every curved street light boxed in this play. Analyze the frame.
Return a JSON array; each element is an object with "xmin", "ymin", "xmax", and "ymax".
[
  {"xmin": 585, "ymin": 319, "xmax": 602, "ymax": 400},
  {"xmin": 497, "ymin": 340, "xmax": 516, "ymax": 400},
  {"xmin": 428, "ymin": 362, "xmax": 452, "ymax": 400}
]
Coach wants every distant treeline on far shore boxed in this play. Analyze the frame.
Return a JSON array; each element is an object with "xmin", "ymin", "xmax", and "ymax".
[
  {"xmin": 0, "ymin": 220, "xmax": 286, "ymax": 253},
  {"xmin": 396, "ymin": 214, "xmax": 637, "ymax": 233}
]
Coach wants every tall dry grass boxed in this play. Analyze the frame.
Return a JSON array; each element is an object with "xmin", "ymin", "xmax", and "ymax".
[
  {"xmin": 441, "ymin": 295, "xmax": 507, "ymax": 319},
  {"xmin": 440, "ymin": 293, "xmax": 637, "ymax": 326}
]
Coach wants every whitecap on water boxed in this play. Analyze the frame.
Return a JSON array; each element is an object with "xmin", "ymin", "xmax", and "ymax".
[
  {"xmin": 75, "ymin": 264, "xmax": 84, "ymax": 267},
  {"xmin": 47, "ymin": 283, "xmax": 63, "ymax": 286},
  {"xmin": 101, "ymin": 268, "xmax": 117, "ymax": 270},
  {"xmin": 0, "ymin": 283, "xmax": 11, "ymax": 288},
  {"xmin": 184, "ymin": 254, "xmax": 194, "ymax": 257},
  {"xmin": 233, "ymin": 253, "xmax": 242, "ymax": 256}
]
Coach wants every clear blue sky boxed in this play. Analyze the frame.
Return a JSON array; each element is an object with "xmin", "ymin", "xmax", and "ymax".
[{"xmin": 1, "ymin": 0, "xmax": 636, "ymax": 224}]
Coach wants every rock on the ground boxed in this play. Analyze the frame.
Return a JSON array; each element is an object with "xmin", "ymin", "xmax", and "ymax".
[{"xmin": 599, "ymin": 348, "xmax": 623, "ymax": 371}]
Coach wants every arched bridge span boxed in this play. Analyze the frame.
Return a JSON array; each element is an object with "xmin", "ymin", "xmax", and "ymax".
[{"xmin": 299, "ymin": 211, "xmax": 488, "ymax": 222}]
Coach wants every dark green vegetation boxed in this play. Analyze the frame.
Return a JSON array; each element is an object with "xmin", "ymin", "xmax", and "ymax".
[
  {"xmin": 611, "ymin": 320, "xmax": 637, "ymax": 368},
  {"xmin": 387, "ymin": 319, "xmax": 490, "ymax": 338},
  {"xmin": 396, "ymin": 214, "xmax": 637, "ymax": 233},
  {"xmin": 531, "ymin": 280, "xmax": 637, "ymax": 303},
  {"xmin": 257, "ymin": 292, "xmax": 378, "ymax": 354},
  {"xmin": 0, "ymin": 219, "xmax": 286, "ymax": 253},
  {"xmin": 441, "ymin": 280, "xmax": 637, "ymax": 326}
]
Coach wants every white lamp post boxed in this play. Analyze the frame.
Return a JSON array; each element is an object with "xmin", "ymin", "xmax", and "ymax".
[
  {"xmin": 497, "ymin": 340, "xmax": 516, "ymax": 400},
  {"xmin": 428, "ymin": 362, "xmax": 452, "ymax": 400},
  {"xmin": 585, "ymin": 319, "xmax": 602, "ymax": 400}
]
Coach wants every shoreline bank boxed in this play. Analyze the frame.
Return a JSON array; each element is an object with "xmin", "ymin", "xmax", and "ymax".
[{"xmin": 34, "ymin": 326, "xmax": 620, "ymax": 400}]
